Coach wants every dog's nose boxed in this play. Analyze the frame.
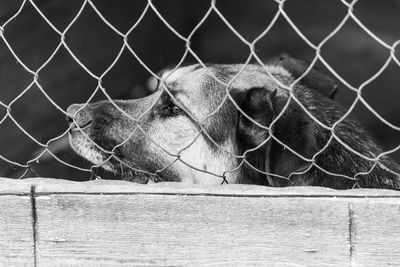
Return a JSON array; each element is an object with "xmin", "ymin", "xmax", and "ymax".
[{"xmin": 66, "ymin": 104, "xmax": 92, "ymax": 129}]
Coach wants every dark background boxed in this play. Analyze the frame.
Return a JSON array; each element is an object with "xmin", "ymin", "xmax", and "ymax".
[{"xmin": 1, "ymin": 0, "xmax": 399, "ymax": 181}]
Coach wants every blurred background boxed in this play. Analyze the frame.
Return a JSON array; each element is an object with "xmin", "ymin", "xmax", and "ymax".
[{"xmin": 1, "ymin": 0, "xmax": 399, "ymax": 181}]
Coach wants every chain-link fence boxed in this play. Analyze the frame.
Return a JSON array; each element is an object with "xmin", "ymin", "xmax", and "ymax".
[{"xmin": 1, "ymin": 0, "xmax": 399, "ymax": 189}]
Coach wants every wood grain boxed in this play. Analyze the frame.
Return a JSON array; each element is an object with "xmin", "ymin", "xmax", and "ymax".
[
  {"xmin": 0, "ymin": 195, "xmax": 34, "ymax": 265},
  {"xmin": 351, "ymin": 199, "xmax": 400, "ymax": 266},
  {"xmin": 1, "ymin": 178, "xmax": 400, "ymax": 265},
  {"xmin": 35, "ymin": 194, "xmax": 351, "ymax": 266}
]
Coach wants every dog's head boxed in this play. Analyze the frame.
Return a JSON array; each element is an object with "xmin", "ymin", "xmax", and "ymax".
[{"xmin": 67, "ymin": 62, "xmax": 332, "ymax": 185}]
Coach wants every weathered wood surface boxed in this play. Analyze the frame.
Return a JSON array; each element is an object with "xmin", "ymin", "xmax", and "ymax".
[
  {"xmin": 0, "ymin": 181, "xmax": 34, "ymax": 266},
  {"xmin": 351, "ymin": 201, "xmax": 400, "ymax": 266},
  {"xmin": 0, "ymin": 178, "xmax": 400, "ymax": 266}
]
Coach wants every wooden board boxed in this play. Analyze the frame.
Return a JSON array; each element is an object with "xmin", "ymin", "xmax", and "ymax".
[
  {"xmin": 0, "ymin": 183, "xmax": 34, "ymax": 266},
  {"xmin": 1, "ymin": 178, "xmax": 400, "ymax": 266},
  {"xmin": 34, "ymin": 194, "xmax": 350, "ymax": 266},
  {"xmin": 8, "ymin": 177, "xmax": 400, "ymax": 197},
  {"xmin": 351, "ymin": 200, "xmax": 400, "ymax": 266}
]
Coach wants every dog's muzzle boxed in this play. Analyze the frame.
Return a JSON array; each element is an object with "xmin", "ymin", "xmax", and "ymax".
[{"xmin": 66, "ymin": 104, "xmax": 93, "ymax": 131}]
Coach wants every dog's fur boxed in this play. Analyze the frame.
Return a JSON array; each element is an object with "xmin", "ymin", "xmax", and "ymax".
[{"xmin": 67, "ymin": 57, "xmax": 400, "ymax": 189}]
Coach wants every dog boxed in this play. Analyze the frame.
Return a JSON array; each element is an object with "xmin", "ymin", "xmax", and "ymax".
[{"xmin": 67, "ymin": 56, "xmax": 400, "ymax": 189}]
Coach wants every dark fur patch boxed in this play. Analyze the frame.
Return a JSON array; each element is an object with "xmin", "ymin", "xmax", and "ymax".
[
  {"xmin": 235, "ymin": 83, "xmax": 400, "ymax": 189},
  {"xmin": 268, "ymin": 54, "xmax": 339, "ymax": 99}
]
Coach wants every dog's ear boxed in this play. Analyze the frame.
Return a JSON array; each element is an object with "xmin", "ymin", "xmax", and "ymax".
[
  {"xmin": 268, "ymin": 54, "xmax": 338, "ymax": 99},
  {"xmin": 236, "ymin": 87, "xmax": 317, "ymax": 186}
]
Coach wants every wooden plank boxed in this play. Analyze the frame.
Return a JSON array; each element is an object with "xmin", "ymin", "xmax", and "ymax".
[
  {"xmin": 0, "ymin": 194, "xmax": 34, "ymax": 265},
  {"xmin": 9, "ymin": 177, "xmax": 400, "ymax": 197},
  {"xmin": 0, "ymin": 179, "xmax": 33, "ymax": 265},
  {"xmin": 0, "ymin": 178, "xmax": 33, "ymax": 195},
  {"xmin": 35, "ymin": 194, "xmax": 350, "ymax": 266},
  {"xmin": 351, "ymin": 199, "xmax": 400, "ymax": 266},
  {"xmin": 1, "ymin": 178, "xmax": 400, "ymax": 265}
]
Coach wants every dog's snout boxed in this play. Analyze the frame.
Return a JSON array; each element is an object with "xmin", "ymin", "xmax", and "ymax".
[{"xmin": 66, "ymin": 104, "xmax": 92, "ymax": 129}]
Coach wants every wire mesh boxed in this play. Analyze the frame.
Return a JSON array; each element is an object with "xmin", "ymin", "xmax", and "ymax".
[{"xmin": 0, "ymin": 0, "xmax": 399, "ymax": 188}]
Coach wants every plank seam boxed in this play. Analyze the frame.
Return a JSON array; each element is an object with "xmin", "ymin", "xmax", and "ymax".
[
  {"xmin": 30, "ymin": 185, "xmax": 38, "ymax": 267},
  {"xmin": 348, "ymin": 202, "xmax": 355, "ymax": 266}
]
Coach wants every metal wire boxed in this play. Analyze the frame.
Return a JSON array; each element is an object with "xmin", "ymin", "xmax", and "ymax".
[{"xmin": 0, "ymin": 0, "xmax": 399, "ymax": 185}]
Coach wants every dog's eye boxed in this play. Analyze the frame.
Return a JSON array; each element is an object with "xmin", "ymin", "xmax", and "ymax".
[{"xmin": 160, "ymin": 102, "xmax": 183, "ymax": 116}]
